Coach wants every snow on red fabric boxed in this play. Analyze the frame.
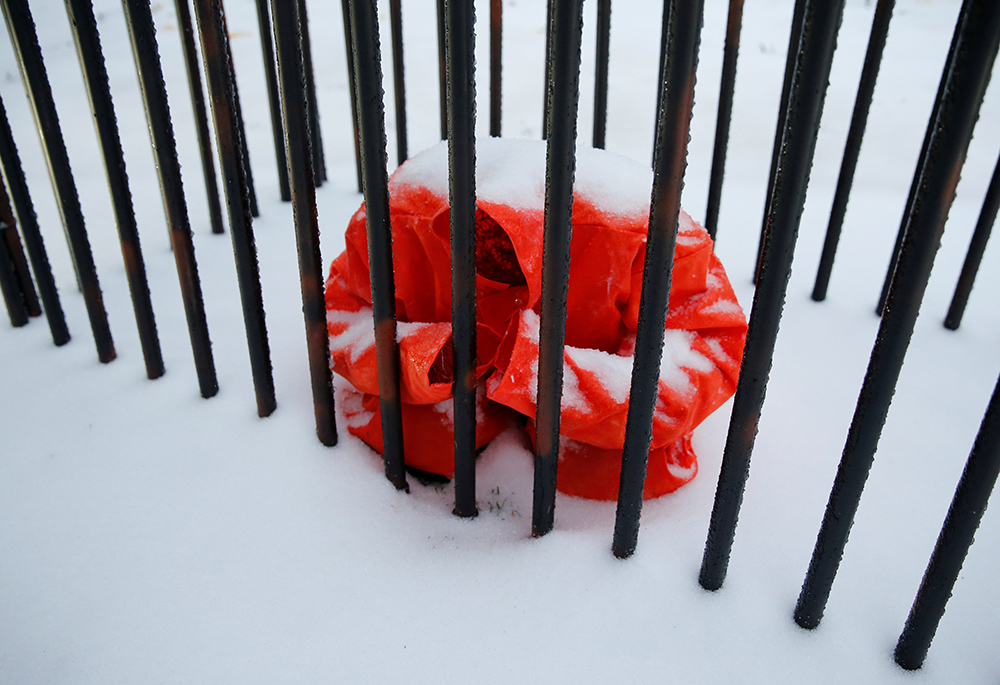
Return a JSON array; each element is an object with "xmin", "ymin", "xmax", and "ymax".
[{"xmin": 326, "ymin": 138, "xmax": 748, "ymax": 500}]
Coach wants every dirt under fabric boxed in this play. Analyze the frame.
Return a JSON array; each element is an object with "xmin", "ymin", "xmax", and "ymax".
[{"xmin": 325, "ymin": 139, "xmax": 747, "ymax": 500}]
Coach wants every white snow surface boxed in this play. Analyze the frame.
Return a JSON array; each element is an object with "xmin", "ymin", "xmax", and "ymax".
[{"xmin": 2, "ymin": 0, "xmax": 1000, "ymax": 683}]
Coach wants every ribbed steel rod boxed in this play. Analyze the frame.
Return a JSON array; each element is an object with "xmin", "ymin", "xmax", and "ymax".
[
  {"xmin": 339, "ymin": 0, "xmax": 362, "ymax": 191},
  {"xmin": 700, "ymin": 0, "xmax": 846, "ymax": 592},
  {"xmin": 270, "ymin": 0, "xmax": 337, "ymax": 447},
  {"xmin": 652, "ymin": 0, "xmax": 669, "ymax": 166},
  {"xmin": 0, "ymin": 93, "xmax": 67, "ymax": 346},
  {"xmin": 436, "ymin": 0, "xmax": 447, "ymax": 140},
  {"xmin": 541, "ymin": 0, "xmax": 553, "ymax": 139},
  {"xmin": 592, "ymin": 0, "xmax": 611, "ymax": 149},
  {"xmin": 388, "ymin": 0, "xmax": 407, "ymax": 165},
  {"xmin": 227, "ymin": 55, "xmax": 259, "ymax": 218},
  {"xmin": 753, "ymin": 0, "xmax": 807, "ymax": 282},
  {"xmin": 298, "ymin": 0, "xmax": 325, "ymax": 185},
  {"xmin": 704, "ymin": 0, "xmax": 745, "ymax": 241},
  {"xmin": 795, "ymin": 0, "xmax": 1000, "ymax": 630},
  {"xmin": 254, "ymin": 0, "xmax": 290, "ymax": 202},
  {"xmin": 0, "ymin": 215, "xmax": 29, "ymax": 326},
  {"xmin": 122, "ymin": 0, "xmax": 218, "ymax": 396},
  {"xmin": 446, "ymin": 0, "xmax": 478, "ymax": 519},
  {"xmin": 173, "ymin": 0, "xmax": 224, "ymax": 234},
  {"xmin": 894, "ymin": 371, "xmax": 1000, "ymax": 670},
  {"xmin": 489, "ymin": 0, "xmax": 501, "ymax": 138},
  {"xmin": 944, "ymin": 150, "xmax": 1000, "ymax": 330},
  {"xmin": 876, "ymin": 0, "xmax": 970, "ymax": 317},
  {"xmin": 68, "ymin": 0, "xmax": 164, "ymax": 381},
  {"xmin": 0, "ymin": 180, "xmax": 38, "ymax": 320},
  {"xmin": 348, "ymin": 0, "xmax": 407, "ymax": 492},
  {"xmin": 811, "ymin": 0, "xmax": 895, "ymax": 302},
  {"xmin": 1, "ymin": 0, "xmax": 114, "ymax": 363},
  {"xmin": 532, "ymin": 0, "xmax": 584, "ymax": 538},
  {"xmin": 612, "ymin": 0, "xmax": 703, "ymax": 559},
  {"xmin": 192, "ymin": 0, "xmax": 275, "ymax": 415}
]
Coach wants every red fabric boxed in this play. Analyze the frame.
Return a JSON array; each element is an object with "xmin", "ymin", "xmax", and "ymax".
[{"xmin": 326, "ymin": 165, "xmax": 747, "ymax": 500}]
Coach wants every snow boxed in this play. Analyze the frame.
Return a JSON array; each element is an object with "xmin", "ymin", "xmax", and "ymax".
[{"xmin": 2, "ymin": 0, "xmax": 999, "ymax": 682}]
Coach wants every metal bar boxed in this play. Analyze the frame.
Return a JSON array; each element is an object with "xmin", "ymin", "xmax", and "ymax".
[
  {"xmin": 0, "ymin": 180, "xmax": 38, "ymax": 318},
  {"xmin": 436, "ymin": 0, "xmax": 447, "ymax": 140},
  {"xmin": 794, "ymin": 0, "xmax": 1000, "ymax": 630},
  {"xmin": 894, "ymin": 372, "xmax": 1000, "ymax": 670},
  {"xmin": 1, "ymin": 0, "xmax": 115, "ymax": 363},
  {"xmin": 122, "ymin": 0, "xmax": 219, "ymax": 396},
  {"xmin": 532, "ymin": 0, "xmax": 584, "ymax": 538},
  {"xmin": 0, "ymin": 196, "xmax": 30, "ymax": 326},
  {"xmin": 0, "ymin": 93, "xmax": 68, "ymax": 346},
  {"xmin": 298, "ymin": 0, "xmax": 325, "ymax": 185},
  {"xmin": 944, "ymin": 150, "xmax": 1000, "ymax": 330},
  {"xmin": 388, "ymin": 0, "xmax": 408, "ymax": 165},
  {"xmin": 173, "ymin": 0, "xmax": 224, "ymax": 234},
  {"xmin": 592, "ymin": 0, "xmax": 610, "ymax": 149},
  {"xmin": 67, "ymin": 0, "xmax": 164, "ymax": 381},
  {"xmin": 811, "ymin": 0, "xmax": 895, "ymax": 301},
  {"xmin": 652, "ymin": 0, "xmax": 669, "ymax": 166},
  {"xmin": 348, "ymin": 0, "xmax": 407, "ymax": 492},
  {"xmin": 704, "ymin": 0, "xmax": 745, "ymax": 241},
  {"xmin": 542, "ymin": 0, "xmax": 553, "ymax": 139},
  {"xmin": 753, "ymin": 0, "xmax": 807, "ymax": 282},
  {"xmin": 270, "ymin": 0, "xmax": 337, "ymax": 447},
  {"xmin": 446, "ymin": 0, "xmax": 478, "ymax": 518},
  {"xmin": 254, "ymin": 0, "xmax": 290, "ymax": 202},
  {"xmin": 227, "ymin": 53, "xmax": 259, "ymax": 218},
  {"xmin": 699, "ymin": 0, "xmax": 846, "ymax": 591},
  {"xmin": 192, "ymin": 0, "xmax": 276, "ymax": 415},
  {"xmin": 612, "ymin": 0, "xmax": 703, "ymax": 559},
  {"xmin": 339, "ymin": 0, "xmax": 362, "ymax": 192},
  {"xmin": 489, "ymin": 0, "xmax": 501, "ymax": 138}
]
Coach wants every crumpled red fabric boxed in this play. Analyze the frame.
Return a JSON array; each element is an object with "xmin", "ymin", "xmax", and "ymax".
[{"xmin": 326, "ymin": 140, "xmax": 747, "ymax": 500}]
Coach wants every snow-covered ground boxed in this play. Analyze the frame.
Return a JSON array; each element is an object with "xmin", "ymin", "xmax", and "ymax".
[{"xmin": 2, "ymin": 0, "xmax": 998, "ymax": 681}]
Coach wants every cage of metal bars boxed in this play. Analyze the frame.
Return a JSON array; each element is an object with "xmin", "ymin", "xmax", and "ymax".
[{"xmin": 1, "ymin": 0, "xmax": 998, "ymax": 674}]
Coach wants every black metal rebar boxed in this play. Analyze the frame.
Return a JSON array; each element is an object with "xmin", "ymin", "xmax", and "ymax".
[
  {"xmin": 388, "ymin": 0, "xmax": 408, "ymax": 165},
  {"xmin": 227, "ymin": 53, "xmax": 259, "ymax": 218},
  {"xmin": 532, "ymin": 0, "xmax": 584, "ymax": 538},
  {"xmin": 612, "ymin": 0, "xmax": 703, "ymax": 559},
  {"xmin": 0, "ymin": 93, "xmax": 67, "ymax": 346},
  {"xmin": 297, "ymin": 0, "xmax": 325, "ymax": 185},
  {"xmin": 699, "ymin": 0, "xmax": 846, "ymax": 591},
  {"xmin": 254, "ymin": 0, "xmax": 290, "ymax": 202},
  {"xmin": 811, "ymin": 0, "xmax": 895, "ymax": 302},
  {"xmin": 592, "ymin": 0, "xmax": 611, "ymax": 150},
  {"xmin": 446, "ymin": 0, "xmax": 478, "ymax": 518},
  {"xmin": 0, "ymin": 221, "xmax": 29, "ymax": 327},
  {"xmin": 652, "ymin": 0, "xmax": 669, "ymax": 166},
  {"xmin": 122, "ymin": 0, "xmax": 219, "ymax": 396},
  {"xmin": 436, "ymin": 0, "xmax": 447, "ymax": 140},
  {"xmin": 348, "ymin": 0, "xmax": 407, "ymax": 492},
  {"xmin": 794, "ymin": 0, "xmax": 1000, "ymax": 630},
  {"xmin": 894, "ymin": 371, "xmax": 1000, "ymax": 670},
  {"xmin": 339, "ymin": 0, "xmax": 363, "ymax": 192},
  {"xmin": 944, "ymin": 150, "xmax": 1000, "ymax": 330},
  {"xmin": 704, "ymin": 0, "xmax": 745, "ymax": 241},
  {"xmin": 542, "ymin": 0, "xmax": 553, "ymax": 140},
  {"xmin": 0, "ymin": 179, "xmax": 38, "ymax": 321},
  {"xmin": 173, "ymin": 0, "xmax": 224, "ymax": 234},
  {"xmin": 1, "ymin": 0, "xmax": 114, "ymax": 363},
  {"xmin": 753, "ymin": 0, "xmax": 807, "ymax": 282},
  {"xmin": 270, "ymin": 0, "xmax": 337, "ymax": 447},
  {"xmin": 490, "ymin": 0, "xmax": 502, "ymax": 138},
  {"xmin": 68, "ymin": 0, "xmax": 164, "ymax": 380},
  {"xmin": 192, "ymin": 0, "xmax": 276, "ymax": 415}
]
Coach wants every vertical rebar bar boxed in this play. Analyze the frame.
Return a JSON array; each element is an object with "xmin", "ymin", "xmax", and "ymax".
[
  {"xmin": 122, "ymin": 0, "xmax": 219, "ymax": 396},
  {"xmin": 348, "ymin": 0, "xmax": 407, "ymax": 492},
  {"xmin": 652, "ymin": 0, "xmax": 669, "ymax": 166},
  {"xmin": 811, "ymin": 0, "xmax": 895, "ymax": 302},
  {"xmin": 532, "ymin": 0, "xmax": 584, "ymax": 538},
  {"xmin": 0, "ymin": 93, "xmax": 67, "ymax": 346},
  {"xmin": 0, "ymin": 180, "xmax": 38, "ymax": 319},
  {"xmin": 699, "ymin": 0, "xmax": 846, "ymax": 592},
  {"xmin": 67, "ymin": 0, "xmax": 164, "ymax": 380},
  {"xmin": 436, "ymin": 0, "xmax": 447, "ymax": 140},
  {"xmin": 192, "ymin": 0, "xmax": 276, "ymax": 415},
  {"xmin": 944, "ymin": 151, "xmax": 1000, "ymax": 330},
  {"xmin": 174, "ymin": 0, "xmax": 224, "ymax": 234},
  {"xmin": 446, "ymin": 0, "xmax": 478, "ymax": 519},
  {"xmin": 270, "ymin": 0, "xmax": 337, "ymax": 447},
  {"xmin": 1, "ymin": 0, "xmax": 115, "ymax": 363},
  {"xmin": 490, "ymin": 0, "xmax": 501, "ymax": 138},
  {"xmin": 254, "ymin": 0, "xmax": 290, "ymax": 202},
  {"xmin": 794, "ymin": 0, "xmax": 1000, "ymax": 629},
  {"xmin": 227, "ymin": 54, "xmax": 259, "ymax": 218},
  {"xmin": 704, "ymin": 0, "xmax": 745, "ymax": 241},
  {"xmin": 612, "ymin": 0, "xmax": 703, "ymax": 559},
  {"xmin": 388, "ymin": 0, "xmax": 407, "ymax": 165},
  {"xmin": 298, "ymin": 0, "xmax": 325, "ymax": 185},
  {"xmin": 542, "ymin": 0, "xmax": 553, "ymax": 139},
  {"xmin": 894, "ymin": 372, "xmax": 1000, "ymax": 671},
  {"xmin": 340, "ymin": 0, "xmax": 363, "ymax": 192},
  {"xmin": 592, "ymin": 0, "xmax": 611, "ymax": 150}
]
